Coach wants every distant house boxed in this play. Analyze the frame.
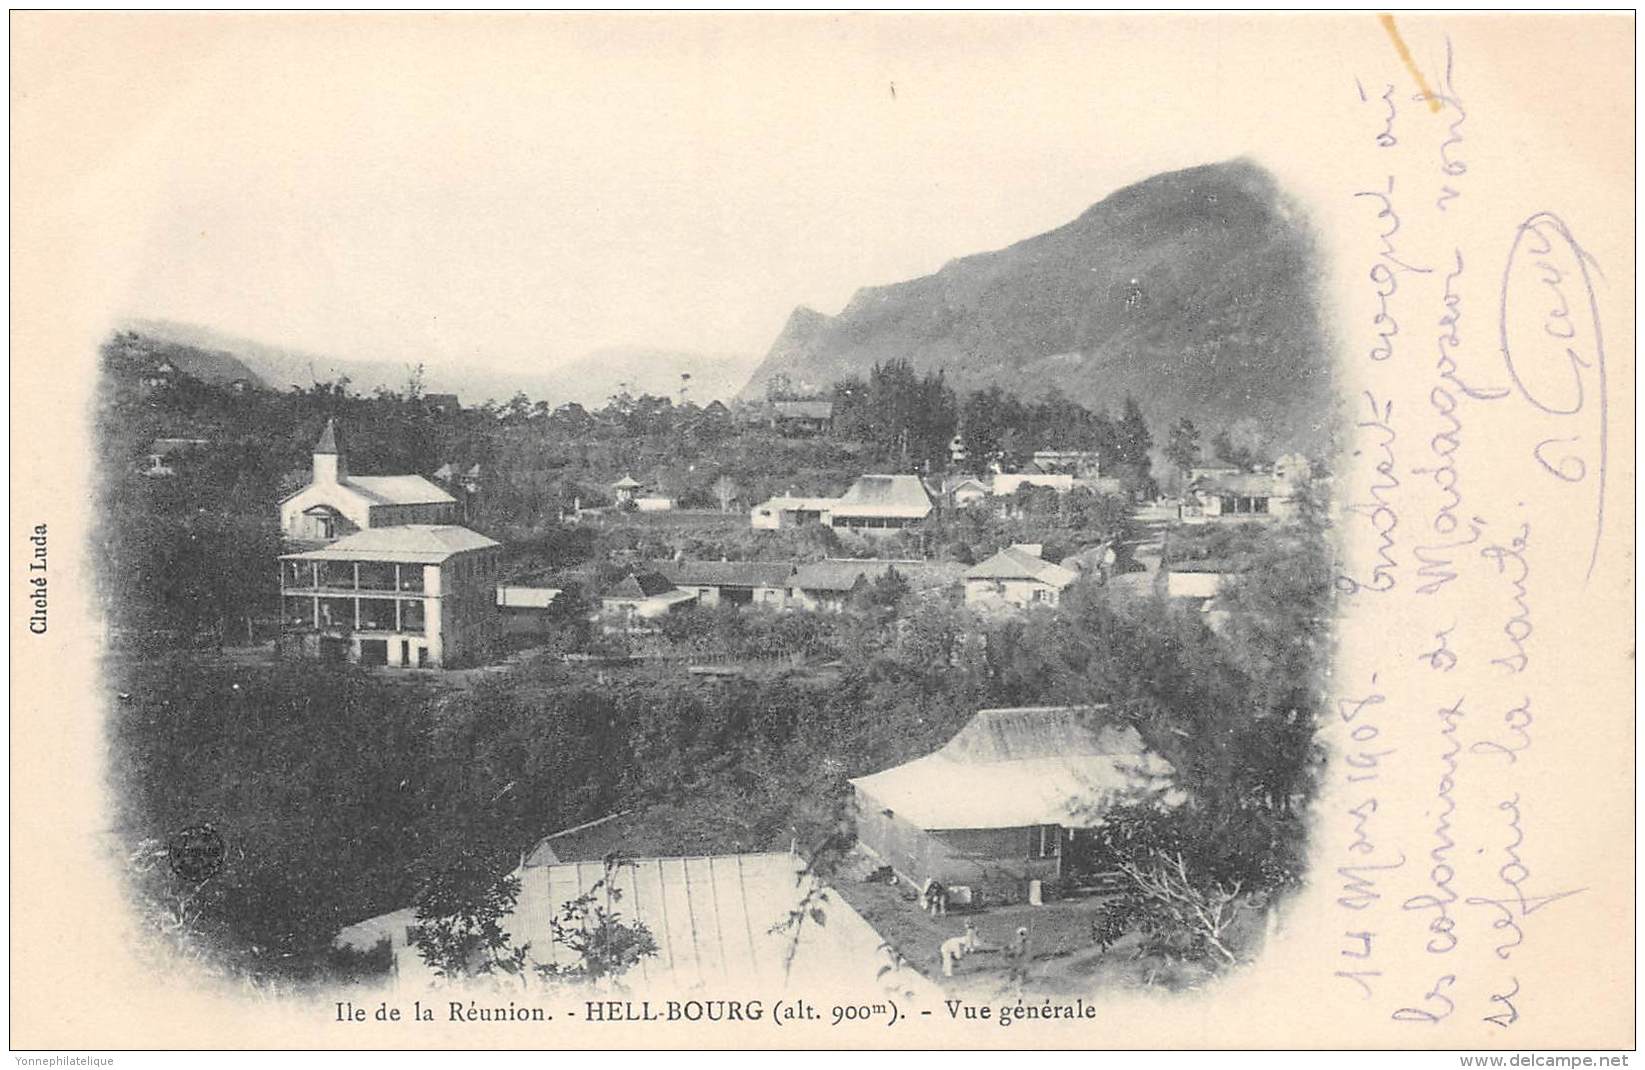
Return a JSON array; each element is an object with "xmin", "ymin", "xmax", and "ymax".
[
  {"xmin": 787, "ymin": 559, "xmax": 882, "ymax": 612},
  {"xmin": 279, "ymin": 524, "xmax": 502, "ymax": 668},
  {"xmin": 993, "ymin": 472, "xmax": 1075, "ymax": 497},
  {"xmin": 1180, "ymin": 471, "xmax": 1294, "ymax": 523},
  {"xmin": 139, "ymin": 437, "xmax": 208, "ymax": 478},
  {"xmin": 461, "ymin": 464, "xmax": 483, "ymax": 495},
  {"xmin": 1187, "ymin": 460, "xmax": 1244, "ymax": 483},
  {"xmin": 785, "ymin": 558, "xmax": 961, "ymax": 612},
  {"xmin": 599, "ymin": 571, "xmax": 698, "ymax": 632},
  {"xmin": 964, "ymin": 545, "xmax": 1080, "ymax": 612},
  {"xmin": 423, "ymin": 393, "xmax": 461, "ymax": 415},
  {"xmin": 851, "ymin": 705, "xmax": 1176, "ymax": 905},
  {"xmin": 227, "ymin": 376, "xmax": 257, "ymax": 394},
  {"xmin": 660, "ymin": 560, "xmax": 795, "ymax": 609},
  {"xmin": 1031, "ymin": 449, "xmax": 1101, "ymax": 478},
  {"xmin": 771, "ymin": 399, "xmax": 834, "ymax": 436},
  {"xmin": 279, "ymin": 420, "xmax": 458, "ymax": 541},
  {"xmin": 949, "ymin": 477, "xmax": 991, "ymax": 508},
  {"xmin": 750, "ymin": 494, "xmax": 835, "ymax": 530},
  {"xmin": 611, "ymin": 475, "xmax": 644, "ymax": 505},
  {"xmin": 495, "ymin": 584, "xmax": 562, "ymax": 637},
  {"xmin": 948, "ymin": 434, "xmax": 969, "ymax": 466},
  {"xmin": 826, "ymin": 474, "xmax": 933, "ymax": 536}
]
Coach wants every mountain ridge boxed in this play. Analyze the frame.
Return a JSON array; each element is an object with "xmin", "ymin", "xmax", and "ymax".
[
  {"xmin": 738, "ymin": 158, "xmax": 1337, "ymax": 453},
  {"xmin": 120, "ymin": 319, "xmax": 757, "ymax": 408}
]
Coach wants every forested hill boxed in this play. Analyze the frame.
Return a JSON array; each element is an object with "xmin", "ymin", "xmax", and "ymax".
[{"xmin": 740, "ymin": 159, "xmax": 1337, "ymax": 454}]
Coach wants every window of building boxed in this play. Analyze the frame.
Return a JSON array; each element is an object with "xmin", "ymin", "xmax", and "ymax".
[
  {"xmin": 1033, "ymin": 825, "xmax": 1061, "ymax": 858},
  {"xmin": 402, "ymin": 600, "xmax": 425, "ymax": 633}
]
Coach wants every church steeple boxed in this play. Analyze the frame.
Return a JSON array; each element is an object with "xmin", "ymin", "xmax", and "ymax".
[{"xmin": 313, "ymin": 418, "xmax": 347, "ymax": 484}]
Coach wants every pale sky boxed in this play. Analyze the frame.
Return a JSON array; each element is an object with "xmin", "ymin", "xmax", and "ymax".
[{"xmin": 20, "ymin": 12, "xmax": 1578, "ymax": 376}]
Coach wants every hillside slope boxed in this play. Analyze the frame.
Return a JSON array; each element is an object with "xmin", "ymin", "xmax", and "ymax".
[{"xmin": 740, "ymin": 159, "xmax": 1336, "ymax": 452}]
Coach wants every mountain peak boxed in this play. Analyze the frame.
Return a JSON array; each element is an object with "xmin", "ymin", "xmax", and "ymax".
[{"xmin": 737, "ymin": 159, "xmax": 1333, "ymax": 453}]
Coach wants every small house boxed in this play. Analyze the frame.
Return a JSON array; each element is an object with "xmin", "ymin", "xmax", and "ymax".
[
  {"xmin": 495, "ymin": 584, "xmax": 562, "ymax": 637},
  {"xmin": 948, "ymin": 477, "xmax": 991, "ymax": 508},
  {"xmin": 139, "ymin": 437, "xmax": 208, "ymax": 478},
  {"xmin": 964, "ymin": 545, "xmax": 1080, "ymax": 612},
  {"xmin": 1031, "ymin": 450, "xmax": 1102, "ymax": 478},
  {"xmin": 993, "ymin": 472, "xmax": 1075, "ymax": 497},
  {"xmin": 1181, "ymin": 472, "xmax": 1293, "ymax": 523},
  {"xmin": 771, "ymin": 399, "xmax": 834, "ymax": 436},
  {"xmin": 851, "ymin": 705, "xmax": 1176, "ymax": 905},
  {"xmin": 599, "ymin": 571, "xmax": 697, "ymax": 632},
  {"xmin": 661, "ymin": 560, "xmax": 795, "ymax": 609},
  {"xmin": 750, "ymin": 494, "xmax": 834, "ymax": 530}
]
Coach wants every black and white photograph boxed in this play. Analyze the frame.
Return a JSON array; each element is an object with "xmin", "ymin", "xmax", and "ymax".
[{"xmin": 9, "ymin": 11, "xmax": 1635, "ymax": 1056}]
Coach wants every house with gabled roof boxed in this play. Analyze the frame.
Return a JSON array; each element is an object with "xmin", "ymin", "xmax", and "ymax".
[
  {"xmin": 963, "ymin": 545, "xmax": 1081, "ymax": 612},
  {"xmin": 279, "ymin": 420, "xmax": 458, "ymax": 542},
  {"xmin": 599, "ymin": 571, "xmax": 698, "ymax": 633},
  {"xmin": 770, "ymin": 399, "xmax": 834, "ymax": 436},
  {"xmin": 850, "ymin": 705, "xmax": 1177, "ymax": 905},
  {"xmin": 1180, "ymin": 470, "xmax": 1295, "ymax": 523}
]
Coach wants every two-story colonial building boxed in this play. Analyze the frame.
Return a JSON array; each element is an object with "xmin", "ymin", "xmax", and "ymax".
[{"xmin": 279, "ymin": 524, "xmax": 501, "ymax": 668}]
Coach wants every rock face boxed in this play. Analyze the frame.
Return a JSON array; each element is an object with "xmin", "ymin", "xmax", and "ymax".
[{"xmin": 739, "ymin": 158, "xmax": 1338, "ymax": 453}]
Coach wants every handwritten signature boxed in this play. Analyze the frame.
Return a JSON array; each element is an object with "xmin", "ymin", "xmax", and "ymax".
[{"xmin": 1497, "ymin": 213, "xmax": 1608, "ymax": 579}]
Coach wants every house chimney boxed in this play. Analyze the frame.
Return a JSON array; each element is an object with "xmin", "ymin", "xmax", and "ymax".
[{"xmin": 313, "ymin": 418, "xmax": 347, "ymax": 485}]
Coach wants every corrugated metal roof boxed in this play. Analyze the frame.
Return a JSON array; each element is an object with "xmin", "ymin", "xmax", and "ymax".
[
  {"xmin": 349, "ymin": 474, "xmax": 457, "ymax": 506},
  {"xmin": 754, "ymin": 495, "xmax": 837, "ymax": 513},
  {"xmin": 280, "ymin": 524, "xmax": 499, "ymax": 563},
  {"xmin": 512, "ymin": 853, "xmax": 811, "ymax": 987},
  {"xmin": 662, "ymin": 560, "xmax": 796, "ymax": 588},
  {"xmin": 497, "ymin": 585, "xmax": 562, "ymax": 608},
  {"xmin": 849, "ymin": 706, "xmax": 1175, "ymax": 829},
  {"xmin": 1193, "ymin": 472, "xmax": 1288, "ymax": 496}
]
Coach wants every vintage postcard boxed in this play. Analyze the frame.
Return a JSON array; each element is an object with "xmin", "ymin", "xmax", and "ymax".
[{"xmin": 9, "ymin": 11, "xmax": 1635, "ymax": 1054}]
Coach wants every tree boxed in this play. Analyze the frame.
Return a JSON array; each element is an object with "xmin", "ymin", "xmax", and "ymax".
[
  {"xmin": 1164, "ymin": 417, "xmax": 1201, "ymax": 488},
  {"xmin": 409, "ymin": 860, "xmax": 530, "ymax": 981},
  {"xmin": 536, "ymin": 858, "xmax": 659, "ymax": 983},
  {"xmin": 713, "ymin": 474, "xmax": 740, "ymax": 513}
]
